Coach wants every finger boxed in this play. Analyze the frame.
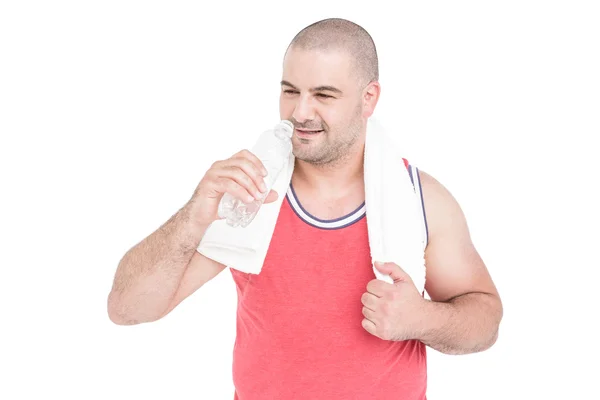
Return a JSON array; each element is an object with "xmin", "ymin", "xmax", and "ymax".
[
  {"xmin": 218, "ymin": 166, "xmax": 264, "ymax": 201},
  {"xmin": 234, "ymin": 149, "xmax": 268, "ymax": 177},
  {"xmin": 361, "ymin": 318, "xmax": 377, "ymax": 336},
  {"xmin": 226, "ymin": 157, "xmax": 268, "ymax": 194},
  {"xmin": 214, "ymin": 177, "xmax": 256, "ymax": 204},
  {"xmin": 263, "ymin": 190, "xmax": 279, "ymax": 204},
  {"xmin": 361, "ymin": 292, "xmax": 378, "ymax": 310},
  {"xmin": 366, "ymin": 279, "xmax": 386, "ymax": 297},
  {"xmin": 374, "ymin": 261, "xmax": 411, "ymax": 284},
  {"xmin": 362, "ymin": 306, "xmax": 376, "ymax": 321}
]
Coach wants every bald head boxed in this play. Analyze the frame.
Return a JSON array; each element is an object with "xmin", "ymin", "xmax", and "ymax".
[{"xmin": 286, "ymin": 18, "xmax": 379, "ymax": 87}]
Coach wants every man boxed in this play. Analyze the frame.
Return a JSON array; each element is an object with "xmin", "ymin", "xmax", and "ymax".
[{"xmin": 108, "ymin": 18, "xmax": 503, "ymax": 399}]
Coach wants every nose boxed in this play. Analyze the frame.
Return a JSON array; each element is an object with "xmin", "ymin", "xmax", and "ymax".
[{"xmin": 291, "ymin": 94, "xmax": 316, "ymax": 124}]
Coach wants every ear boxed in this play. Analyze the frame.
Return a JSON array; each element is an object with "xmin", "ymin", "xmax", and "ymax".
[{"xmin": 362, "ymin": 81, "xmax": 381, "ymax": 118}]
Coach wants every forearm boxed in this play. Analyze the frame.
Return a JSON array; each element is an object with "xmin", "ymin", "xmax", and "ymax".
[
  {"xmin": 108, "ymin": 204, "xmax": 208, "ymax": 325},
  {"xmin": 417, "ymin": 293, "xmax": 503, "ymax": 355}
]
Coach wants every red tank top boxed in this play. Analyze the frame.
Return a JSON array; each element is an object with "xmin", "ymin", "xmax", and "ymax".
[{"xmin": 230, "ymin": 161, "xmax": 428, "ymax": 400}]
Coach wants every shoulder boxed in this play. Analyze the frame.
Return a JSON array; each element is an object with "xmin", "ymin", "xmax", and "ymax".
[
  {"xmin": 416, "ymin": 168, "xmax": 453, "ymax": 204},
  {"xmin": 413, "ymin": 168, "xmax": 500, "ymax": 304},
  {"xmin": 402, "ymin": 163, "xmax": 465, "ymax": 246},
  {"xmin": 415, "ymin": 168, "xmax": 467, "ymax": 245}
]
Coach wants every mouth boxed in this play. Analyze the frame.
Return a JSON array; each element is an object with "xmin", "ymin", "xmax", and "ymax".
[{"xmin": 295, "ymin": 128, "xmax": 324, "ymax": 138}]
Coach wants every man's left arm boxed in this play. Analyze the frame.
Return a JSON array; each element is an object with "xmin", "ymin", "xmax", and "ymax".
[
  {"xmin": 417, "ymin": 169, "xmax": 503, "ymax": 354},
  {"xmin": 361, "ymin": 170, "xmax": 503, "ymax": 355}
]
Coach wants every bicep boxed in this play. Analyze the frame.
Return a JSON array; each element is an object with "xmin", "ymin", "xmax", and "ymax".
[
  {"xmin": 161, "ymin": 250, "xmax": 227, "ymax": 318},
  {"xmin": 419, "ymin": 170, "xmax": 499, "ymax": 302}
]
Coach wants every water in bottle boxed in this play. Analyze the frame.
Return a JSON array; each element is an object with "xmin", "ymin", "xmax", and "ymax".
[{"xmin": 218, "ymin": 120, "xmax": 294, "ymax": 227}]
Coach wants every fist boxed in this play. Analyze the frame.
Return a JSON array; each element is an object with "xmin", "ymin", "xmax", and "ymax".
[{"xmin": 361, "ymin": 262, "xmax": 426, "ymax": 341}]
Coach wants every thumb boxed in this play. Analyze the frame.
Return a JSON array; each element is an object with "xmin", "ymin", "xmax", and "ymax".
[
  {"xmin": 374, "ymin": 261, "xmax": 411, "ymax": 284},
  {"xmin": 263, "ymin": 189, "xmax": 279, "ymax": 204}
]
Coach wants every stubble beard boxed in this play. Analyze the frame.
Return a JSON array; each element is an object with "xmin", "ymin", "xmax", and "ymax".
[{"xmin": 292, "ymin": 109, "xmax": 363, "ymax": 168}]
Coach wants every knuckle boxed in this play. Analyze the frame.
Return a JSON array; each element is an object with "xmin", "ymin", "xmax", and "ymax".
[
  {"xmin": 250, "ymin": 161, "xmax": 263, "ymax": 176},
  {"xmin": 206, "ymin": 169, "xmax": 220, "ymax": 182},
  {"xmin": 245, "ymin": 161, "xmax": 261, "ymax": 177},
  {"xmin": 238, "ymin": 149, "xmax": 252, "ymax": 158},
  {"xmin": 228, "ymin": 180, "xmax": 243, "ymax": 192},
  {"xmin": 239, "ymin": 171, "xmax": 253, "ymax": 187},
  {"xmin": 210, "ymin": 160, "xmax": 221, "ymax": 169},
  {"xmin": 234, "ymin": 161, "xmax": 254, "ymax": 179}
]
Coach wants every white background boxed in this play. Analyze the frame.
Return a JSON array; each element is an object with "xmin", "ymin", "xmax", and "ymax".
[{"xmin": 1, "ymin": 1, "xmax": 599, "ymax": 399}]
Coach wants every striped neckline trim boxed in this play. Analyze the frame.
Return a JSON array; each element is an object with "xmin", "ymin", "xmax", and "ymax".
[{"xmin": 286, "ymin": 184, "xmax": 366, "ymax": 230}]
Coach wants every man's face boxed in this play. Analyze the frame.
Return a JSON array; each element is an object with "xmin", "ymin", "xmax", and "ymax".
[{"xmin": 279, "ymin": 47, "xmax": 367, "ymax": 165}]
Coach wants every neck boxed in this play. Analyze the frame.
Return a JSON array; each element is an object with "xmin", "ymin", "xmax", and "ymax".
[{"xmin": 292, "ymin": 141, "xmax": 365, "ymax": 194}]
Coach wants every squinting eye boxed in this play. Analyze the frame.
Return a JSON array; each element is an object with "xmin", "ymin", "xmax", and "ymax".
[
  {"xmin": 316, "ymin": 93, "xmax": 332, "ymax": 98},
  {"xmin": 283, "ymin": 90, "xmax": 298, "ymax": 94}
]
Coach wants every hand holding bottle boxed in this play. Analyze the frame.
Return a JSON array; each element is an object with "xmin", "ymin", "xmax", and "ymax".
[
  {"xmin": 187, "ymin": 149, "xmax": 279, "ymax": 227},
  {"xmin": 218, "ymin": 120, "xmax": 293, "ymax": 227}
]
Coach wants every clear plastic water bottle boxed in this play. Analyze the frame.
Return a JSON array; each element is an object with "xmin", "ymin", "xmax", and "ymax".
[{"xmin": 218, "ymin": 120, "xmax": 294, "ymax": 227}]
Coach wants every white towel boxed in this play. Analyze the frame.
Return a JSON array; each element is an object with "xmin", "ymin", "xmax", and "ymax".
[{"xmin": 197, "ymin": 118, "xmax": 427, "ymax": 293}]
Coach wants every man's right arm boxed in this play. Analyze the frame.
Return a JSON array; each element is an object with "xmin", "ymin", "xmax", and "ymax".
[
  {"xmin": 107, "ymin": 205, "xmax": 221, "ymax": 325},
  {"xmin": 107, "ymin": 149, "xmax": 275, "ymax": 326}
]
